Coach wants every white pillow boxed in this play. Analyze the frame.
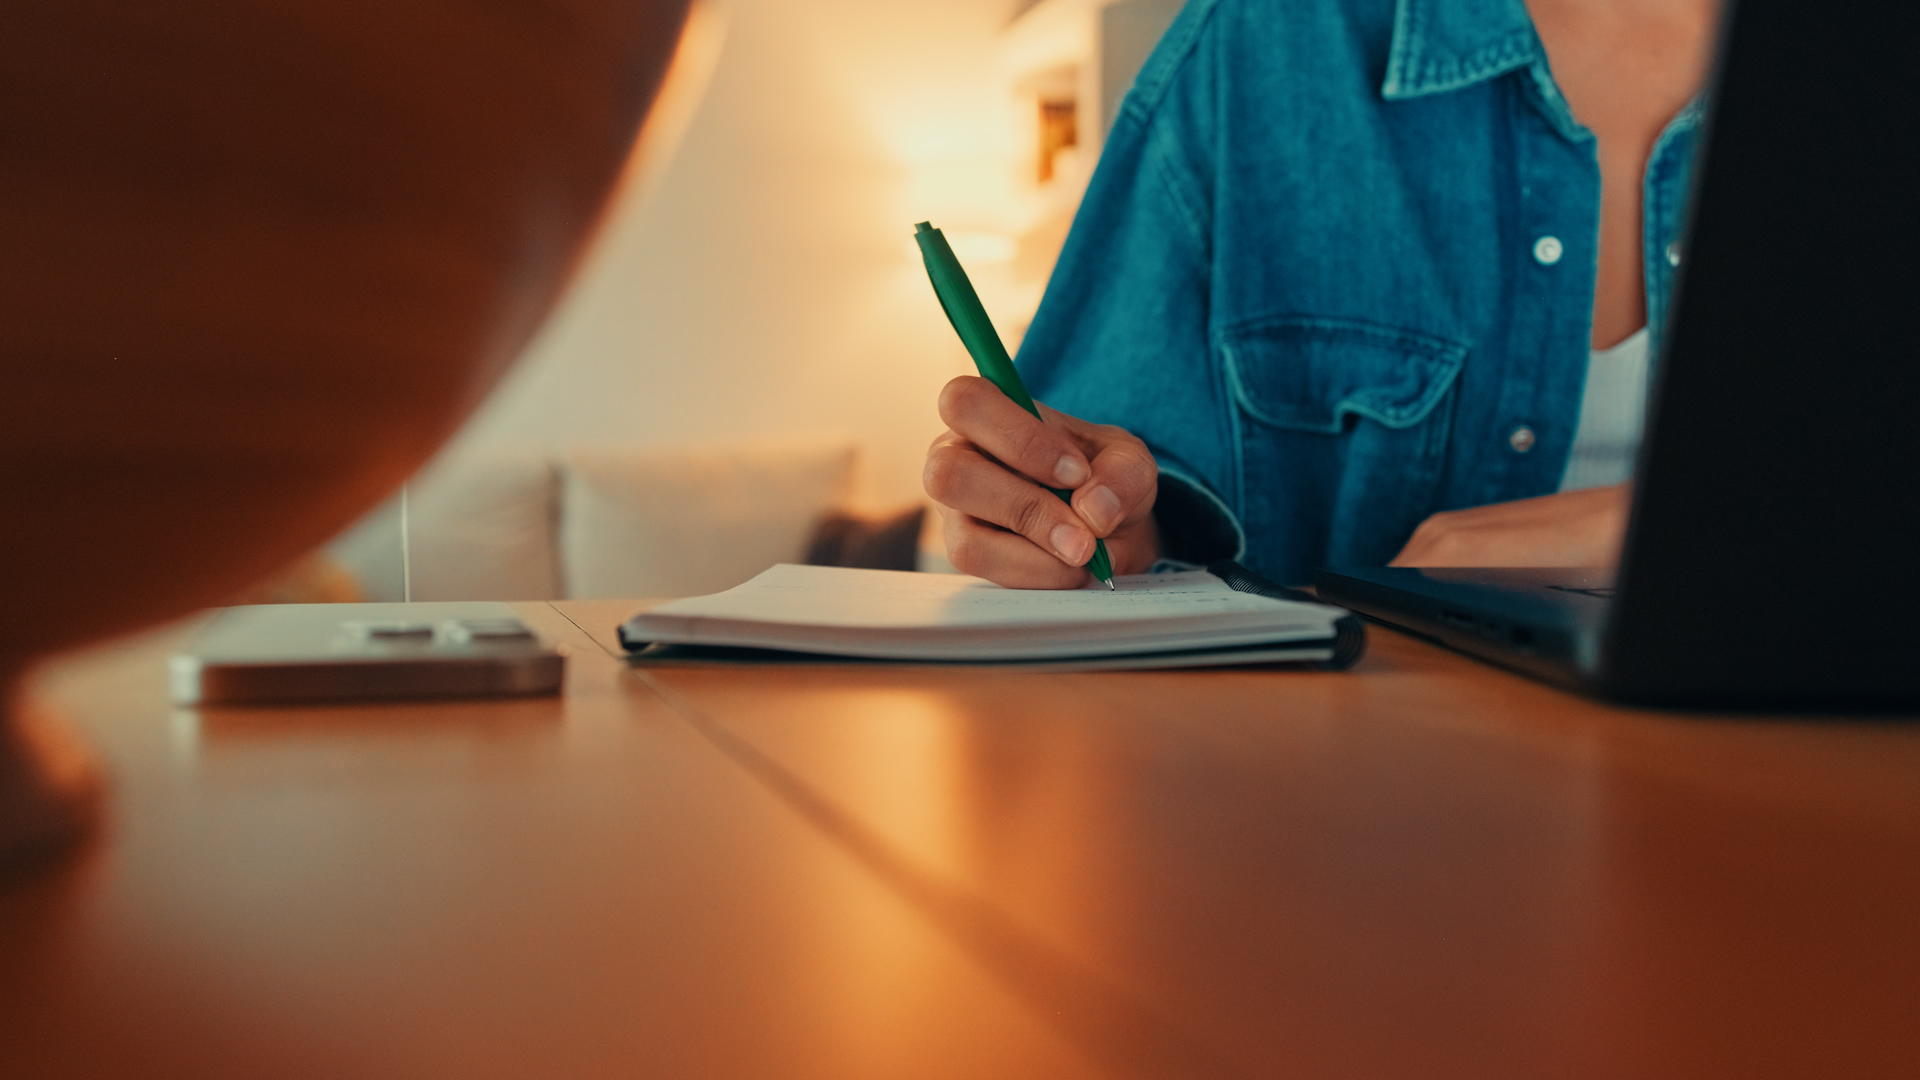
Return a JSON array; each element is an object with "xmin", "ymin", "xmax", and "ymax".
[
  {"xmin": 409, "ymin": 452, "xmax": 562, "ymax": 600},
  {"xmin": 560, "ymin": 443, "xmax": 857, "ymax": 599},
  {"xmin": 327, "ymin": 450, "xmax": 561, "ymax": 601}
]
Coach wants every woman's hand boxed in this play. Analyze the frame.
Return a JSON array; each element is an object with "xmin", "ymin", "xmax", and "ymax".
[
  {"xmin": 1391, "ymin": 484, "xmax": 1631, "ymax": 568},
  {"xmin": 924, "ymin": 376, "xmax": 1162, "ymax": 588}
]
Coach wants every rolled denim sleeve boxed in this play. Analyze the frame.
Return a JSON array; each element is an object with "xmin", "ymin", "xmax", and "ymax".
[
  {"xmin": 1154, "ymin": 466, "xmax": 1246, "ymax": 565},
  {"xmin": 1015, "ymin": 1, "xmax": 1246, "ymax": 567}
]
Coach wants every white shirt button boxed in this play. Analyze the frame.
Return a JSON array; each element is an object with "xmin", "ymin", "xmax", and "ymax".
[
  {"xmin": 1533, "ymin": 236, "xmax": 1563, "ymax": 265},
  {"xmin": 1666, "ymin": 242, "xmax": 1682, "ymax": 267},
  {"xmin": 1509, "ymin": 425, "xmax": 1537, "ymax": 453}
]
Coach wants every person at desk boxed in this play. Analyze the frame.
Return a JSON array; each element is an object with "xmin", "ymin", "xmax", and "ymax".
[{"xmin": 922, "ymin": 0, "xmax": 1719, "ymax": 588}]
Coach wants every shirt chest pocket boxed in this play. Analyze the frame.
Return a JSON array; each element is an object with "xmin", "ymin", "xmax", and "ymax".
[{"xmin": 1219, "ymin": 316, "xmax": 1468, "ymax": 567}]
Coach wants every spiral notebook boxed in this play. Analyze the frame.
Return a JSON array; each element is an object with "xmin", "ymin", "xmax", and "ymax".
[{"xmin": 618, "ymin": 561, "xmax": 1365, "ymax": 671}]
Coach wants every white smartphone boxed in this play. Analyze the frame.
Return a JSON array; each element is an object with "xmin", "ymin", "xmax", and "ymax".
[{"xmin": 171, "ymin": 602, "xmax": 564, "ymax": 706}]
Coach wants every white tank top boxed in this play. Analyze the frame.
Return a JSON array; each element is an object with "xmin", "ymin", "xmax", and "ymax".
[{"xmin": 1559, "ymin": 327, "xmax": 1652, "ymax": 492}]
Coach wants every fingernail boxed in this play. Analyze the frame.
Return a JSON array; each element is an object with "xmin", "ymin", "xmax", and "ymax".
[
  {"xmin": 1081, "ymin": 485, "xmax": 1122, "ymax": 532},
  {"xmin": 1053, "ymin": 455, "xmax": 1089, "ymax": 487},
  {"xmin": 1050, "ymin": 522, "xmax": 1093, "ymax": 563}
]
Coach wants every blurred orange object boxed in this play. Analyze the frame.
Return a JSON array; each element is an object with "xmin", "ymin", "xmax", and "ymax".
[{"xmin": 0, "ymin": 0, "xmax": 692, "ymax": 870}]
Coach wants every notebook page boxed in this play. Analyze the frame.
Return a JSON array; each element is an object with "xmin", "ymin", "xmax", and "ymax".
[{"xmin": 643, "ymin": 564, "xmax": 1333, "ymax": 630}]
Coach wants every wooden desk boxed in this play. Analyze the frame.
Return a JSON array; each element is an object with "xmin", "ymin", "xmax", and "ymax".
[{"xmin": 4, "ymin": 601, "xmax": 1917, "ymax": 1078}]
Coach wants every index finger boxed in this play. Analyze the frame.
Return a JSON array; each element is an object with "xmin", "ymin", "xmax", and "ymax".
[{"xmin": 937, "ymin": 376, "xmax": 1092, "ymax": 491}]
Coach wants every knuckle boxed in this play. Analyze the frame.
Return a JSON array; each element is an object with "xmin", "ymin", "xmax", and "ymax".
[
  {"xmin": 922, "ymin": 445, "xmax": 964, "ymax": 501},
  {"xmin": 1119, "ymin": 445, "xmax": 1159, "ymax": 484},
  {"xmin": 1096, "ymin": 422, "xmax": 1142, "ymax": 451},
  {"xmin": 1010, "ymin": 422, "xmax": 1059, "ymax": 472},
  {"xmin": 945, "ymin": 529, "xmax": 987, "ymax": 576},
  {"xmin": 1010, "ymin": 493, "xmax": 1059, "ymax": 541},
  {"xmin": 1040, "ymin": 402, "xmax": 1084, "ymax": 433},
  {"xmin": 937, "ymin": 376, "xmax": 988, "ymax": 425},
  {"xmin": 1088, "ymin": 430, "xmax": 1156, "ymax": 485}
]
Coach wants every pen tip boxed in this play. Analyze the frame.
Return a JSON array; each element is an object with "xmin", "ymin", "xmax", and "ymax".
[{"xmin": 1105, "ymin": 579, "xmax": 1115, "ymax": 591}]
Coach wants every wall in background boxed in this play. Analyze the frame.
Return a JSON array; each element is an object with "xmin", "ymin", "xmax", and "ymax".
[
  {"xmin": 444, "ymin": 0, "xmax": 1040, "ymax": 511},
  {"xmin": 326, "ymin": 0, "xmax": 1191, "ymax": 598}
]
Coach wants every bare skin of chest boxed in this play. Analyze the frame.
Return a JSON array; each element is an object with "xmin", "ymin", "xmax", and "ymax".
[{"xmin": 1526, "ymin": 0, "xmax": 1721, "ymax": 349}]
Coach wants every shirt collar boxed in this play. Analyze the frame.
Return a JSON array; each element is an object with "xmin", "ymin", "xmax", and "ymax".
[
  {"xmin": 1382, "ymin": 0, "xmax": 1591, "ymax": 142},
  {"xmin": 1382, "ymin": 0, "xmax": 1542, "ymax": 100}
]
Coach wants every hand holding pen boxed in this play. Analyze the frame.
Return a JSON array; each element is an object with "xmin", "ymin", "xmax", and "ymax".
[{"xmin": 915, "ymin": 222, "xmax": 1162, "ymax": 589}]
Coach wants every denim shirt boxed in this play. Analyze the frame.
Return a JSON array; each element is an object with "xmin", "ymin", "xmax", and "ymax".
[{"xmin": 1017, "ymin": 0, "xmax": 1701, "ymax": 584}]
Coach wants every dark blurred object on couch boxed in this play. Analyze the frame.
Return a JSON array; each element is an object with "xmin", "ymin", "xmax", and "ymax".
[{"xmin": 806, "ymin": 506, "xmax": 928, "ymax": 573}]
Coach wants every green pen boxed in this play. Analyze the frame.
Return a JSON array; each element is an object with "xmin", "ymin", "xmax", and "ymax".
[{"xmin": 914, "ymin": 221, "xmax": 1114, "ymax": 589}]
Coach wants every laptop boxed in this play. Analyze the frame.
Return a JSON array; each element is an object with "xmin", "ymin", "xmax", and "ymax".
[{"xmin": 1314, "ymin": 0, "xmax": 1920, "ymax": 708}]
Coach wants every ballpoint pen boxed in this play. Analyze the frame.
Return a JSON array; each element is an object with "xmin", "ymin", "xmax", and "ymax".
[{"xmin": 914, "ymin": 221, "xmax": 1114, "ymax": 589}]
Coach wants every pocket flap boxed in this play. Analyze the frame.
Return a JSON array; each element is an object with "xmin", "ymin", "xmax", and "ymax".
[{"xmin": 1221, "ymin": 316, "xmax": 1468, "ymax": 434}]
